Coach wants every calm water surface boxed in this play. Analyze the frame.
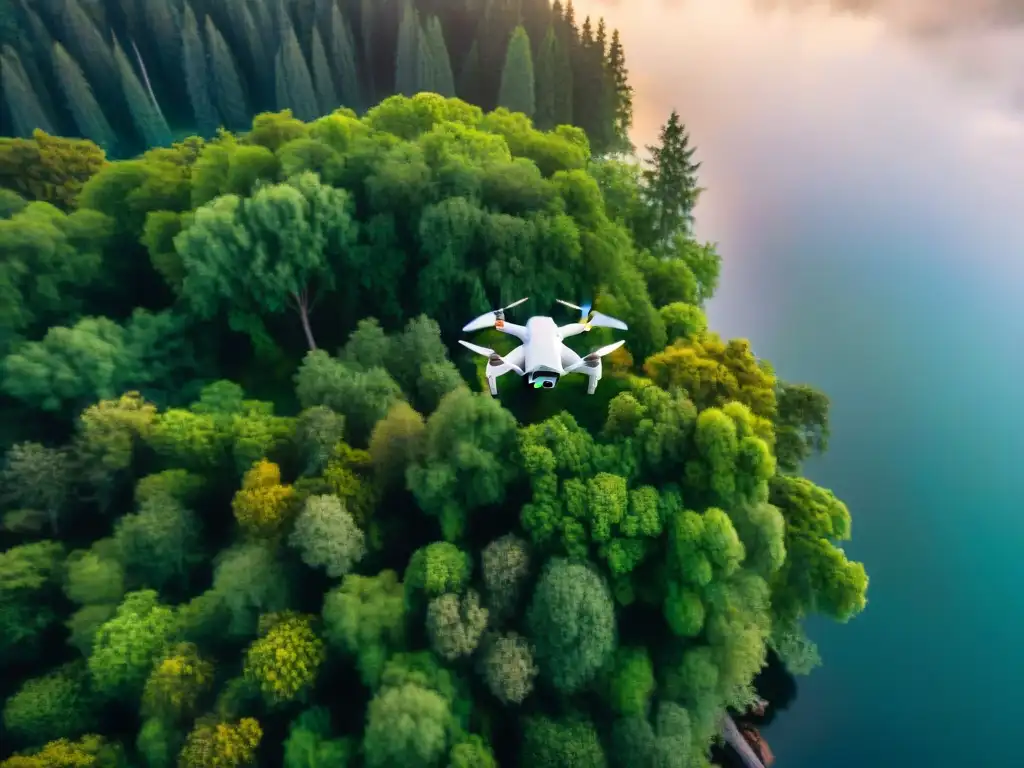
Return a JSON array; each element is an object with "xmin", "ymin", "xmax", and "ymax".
[{"xmin": 577, "ymin": 1, "xmax": 1024, "ymax": 765}]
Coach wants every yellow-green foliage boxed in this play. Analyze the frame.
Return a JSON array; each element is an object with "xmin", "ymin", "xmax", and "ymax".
[
  {"xmin": 231, "ymin": 459, "xmax": 297, "ymax": 539},
  {"xmin": 243, "ymin": 612, "xmax": 325, "ymax": 705},
  {"xmin": 0, "ymin": 130, "xmax": 108, "ymax": 209},
  {"xmin": 142, "ymin": 643, "xmax": 215, "ymax": 723},
  {"xmin": 177, "ymin": 717, "xmax": 262, "ymax": 768},
  {"xmin": 643, "ymin": 333, "xmax": 777, "ymax": 420},
  {"xmin": 0, "ymin": 734, "xmax": 119, "ymax": 767}
]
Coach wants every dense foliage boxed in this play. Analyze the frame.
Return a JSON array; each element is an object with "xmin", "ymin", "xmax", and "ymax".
[
  {"xmin": 0, "ymin": 93, "xmax": 867, "ymax": 767},
  {"xmin": 0, "ymin": 0, "xmax": 631, "ymax": 157}
]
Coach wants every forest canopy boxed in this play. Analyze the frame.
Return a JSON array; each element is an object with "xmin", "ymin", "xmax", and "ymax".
[{"xmin": 0, "ymin": 90, "xmax": 867, "ymax": 767}]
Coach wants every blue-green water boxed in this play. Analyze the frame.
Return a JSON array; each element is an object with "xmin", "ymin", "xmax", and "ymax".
[{"xmin": 578, "ymin": 0, "xmax": 1024, "ymax": 763}]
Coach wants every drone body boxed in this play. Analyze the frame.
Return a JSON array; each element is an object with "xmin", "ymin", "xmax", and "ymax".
[{"xmin": 459, "ymin": 298, "xmax": 628, "ymax": 396}]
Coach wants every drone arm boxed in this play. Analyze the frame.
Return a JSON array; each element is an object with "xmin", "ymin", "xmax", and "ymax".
[
  {"xmin": 494, "ymin": 322, "xmax": 529, "ymax": 341},
  {"xmin": 557, "ymin": 322, "xmax": 589, "ymax": 339}
]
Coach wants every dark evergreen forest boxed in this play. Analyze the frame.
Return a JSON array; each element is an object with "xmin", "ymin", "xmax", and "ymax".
[{"xmin": 0, "ymin": 0, "xmax": 632, "ymax": 157}]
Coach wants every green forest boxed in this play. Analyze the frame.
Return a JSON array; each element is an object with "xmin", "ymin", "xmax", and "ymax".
[
  {"xmin": 0, "ymin": 0, "xmax": 631, "ymax": 158},
  {"xmin": 0, "ymin": 2, "xmax": 868, "ymax": 765}
]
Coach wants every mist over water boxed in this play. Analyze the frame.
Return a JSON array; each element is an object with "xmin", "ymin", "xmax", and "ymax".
[{"xmin": 575, "ymin": 0, "xmax": 1024, "ymax": 764}]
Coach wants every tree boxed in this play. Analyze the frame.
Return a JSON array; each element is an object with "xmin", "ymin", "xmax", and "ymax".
[
  {"xmin": 52, "ymin": 42, "xmax": 117, "ymax": 153},
  {"xmin": 498, "ymin": 26, "xmax": 536, "ymax": 118},
  {"xmin": 521, "ymin": 715, "xmax": 608, "ymax": 768},
  {"xmin": 605, "ymin": 29, "xmax": 633, "ymax": 152},
  {"xmin": 1, "ymin": 47, "xmax": 55, "ymax": 138},
  {"xmin": 419, "ymin": 16, "xmax": 456, "ymax": 97},
  {"xmin": 363, "ymin": 682, "xmax": 450, "ymax": 768},
  {"xmin": 1, "ymin": 442, "xmax": 72, "ymax": 535},
  {"xmin": 477, "ymin": 632, "xmax": 538, "ymax": 705},
  {"xmin": 88, "ymin": 590, "xmax": 176, "ymax": 699},
  {"xmin": 112, "ymin": 493, "xmax": 203, "ymax": 592},
  {"xmin": 64, "ymin": 548, "xmax": 125, "ymax": 606},
  {"xmin": 205, "ymin": 17, "xmax": 251, "ymax": 131},
  {"xmin": 141, "ymin": 642, "xmax": 215, "ymax": 724},
  {"xmin": 182, "ymin": 4, "xmax": 219, "ymax": 137},
  {"xmin": 527, "ymin": 558, "xmax": 616, "ymax": 694},
  {"xmin": 643, "ymin": 110, "xmax": 702, "ymax": 242},
  {"xmin": 1, "ymin": 664, "xmax": 97, "ymax": 746},
  {"xmin": 175, "ymin": 172, "xmax": 359, "ymax": 352},
  {"xmin": 231, "ymin": 459, "xmax": 298, "ymax": 540},
  {"xmin": 480, "ymin": 534, "xmax": 531, "ymax": 623},
  {"xmin": 111, "ymin": 37, "xmax": 172, "ymax": 149},
  {"xmin": 406, "ymin": 387, "xmax": 519, "ymax": 541},
  {"xmin": 244, "ymin": 612, "xmax": 325, "ymax": 705},
  {"xmin": 288, "ymin": 494, "xmax": 367, "ymax": 577},
  {"xmin": 394, "ymin": 0, "xmax": 420, "ymax": 97},
  {"xmin": 425, "ymin": 589, "xmax": 488, "ymax": 661},
  {"xmin": 178, "ymin": 716, "xmax": 262, "ymax": 768},
  {"xmin": 283, "ymin": 707, "xmax": 355, "ymax": 768},
  {"xmin": 310, "ymin": 27, "xmax": 339, "ymax": 117},
  {"xmin": 328, "ymin": 4, "xmax": 365, "ymax": 111},
  {"xmin": 275, "ymin": 13, "xmax": 319, "ymax": 122}
]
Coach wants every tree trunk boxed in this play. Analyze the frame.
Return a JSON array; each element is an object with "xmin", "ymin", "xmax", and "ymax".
[{"xmin": 293, "ymin": 289, "xmax": 318, "ymax": 350}]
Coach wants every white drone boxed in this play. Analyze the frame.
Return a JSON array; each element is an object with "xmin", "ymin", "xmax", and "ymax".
[{"xmin": 459, "ymin": 297, "xmax": 628, "ymax": 396}]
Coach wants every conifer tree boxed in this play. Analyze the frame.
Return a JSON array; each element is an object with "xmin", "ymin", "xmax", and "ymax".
[
  {"xmin": 205, "ymin": 16, "xmax": 251, "ymax": 131},
  {"xmin": 18, "ymin": 5, "xmax": 61, "ymax": 125},
  {"xmin": 58, "ymin": 0, "xmax": 120, "ymax": 111},
  {"xmin": 328, "ymin": 4, "xmax": 364, "ymax": 111},
  {"xmin": 227, "ymin": 0, "xmax": 271, "ymax": 108},
  {"xmin": 0, "ymin": 46, "xmax": 55, "ymax": 137},
  {"xmin": 111, "ymin": 37, "xmax": 172, "ymax": 149},
  {"xmin": 420, "ymin": 15, "xmax": 455, "ymax": 97},
  {"xmin": 52, "ymin": 42, "xmax": 117, "ymax": 152},
  {"xmin": 498, "ymin": 25, "xmax": 536, "ymax": 118},
  {"xmin": 360, "ymin": 0, "xmax": 377, "ymax": 98},
  {"xmin": 141, "ymin": 0, "xmax": 181, "ymax": 80},
  {"xmin": 606, "ymin": 28, "xmax": 633, "ymax": 152},
  {"xmin": 310, "ymin": 27, "xmax": 338, "ymax": 115},
  {"xmin": 643, "ymin": 110, "xmax": 703, "ymax": 241},
  {"xmin": 182, "ymin": 4, "xmax": 220, "ymax": 137},
  {"xmin": 456, "ymin": 40, "xmax": 482, "ymax": 105},
  {"xmin": 534, "ymin": 26, "xmax": 558, "ymax": 130},
  {"xmin": 394, "ymin": 0, "xmax": 419, "ymax": 97},
  {"xmin": 277, "ymin": 18, "xmax": 320, "ymax": 121}
]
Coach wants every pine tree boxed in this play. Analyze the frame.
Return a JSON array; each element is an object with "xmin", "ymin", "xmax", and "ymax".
[
  {"xmin": 227, "ymin": 0, "xmax": 272, "ymax": 108},
  {"xmin": 182, "ymin": 5, "xmax": 220, "ymax": 137},
  {"xmin": 420, "ymin": 15, "xmax": 455, "ymax": 97},
  {"xmin": 310, "ymin": 26, "xmax": 338, "ymax": 115},
  {"xmin": 606, "ymin": 28, "xmax": 633, "ymax": 152},
  {"xmin": 111, "ymin": 36, "xmax": 172, "ymax": 148},
  {"xmin": 360, "ymin": 0, "xmax": 376, "ymax": 97},
  {"xmin": 0, "ymin": 46, "xmax": 55, "ymax": 137},
  {"xmin": 477, "ymin": 0, "xmax": 522, "ymax": 109},
  {"xmin": 52, "ymin": 42, "xmax": 117, "ymax": 152},
  {"xmin": 18, "ymin": 4, "xmax": 62, "ymax": 126},
  {"xmin": 277, "ymin": 19, "xmax": 319, "ymax": 120},
  {"xmin": 205, "ymin": 16, "xmax": 251, "ymax": 131},
  {"xmin": 328, "ymin": 3, "xmax": 364, "ymax": 111},
  {"xmin": 58, "ymin": 0, "xmax": 120, "ymax": 110},
  {"xmin": 456, "ymin": 39, "xmax": 482, "ymax": 105},
  {"xmin": 394, "ymin": 0, "xmax": 419, "ymax": 96},
  {"xmin": 141, "ymin": 0, "xmax": 182, "ymax": 79},
  {"xmin": 643, "ymin": 110, "xmax": 703, "ymax": 241},
  {"xmin": 498, "ymin": 25, "xmax": 535, "ymax": 118},
  {"xmin": 534, "ymin": 26, "xmax": 558, "ymax": 130}
]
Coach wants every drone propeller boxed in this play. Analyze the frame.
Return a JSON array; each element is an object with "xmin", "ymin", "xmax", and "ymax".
[
  {"xmin": 463, "ymin": 297, "xmax": 530, "ymax": 332},
  {"xmin": 564, "ymin": 340, "xmax": 626, "ymax": 373},
  {"xmin": 555, "ymin": 299, "xmax": 628, "ymax": 331},
  {"xmin": 458, "ymin": 340, "xmax": 525, "ymax": 375}
]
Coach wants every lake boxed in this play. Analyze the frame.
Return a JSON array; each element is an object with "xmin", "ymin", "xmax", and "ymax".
[{"xmin": 575, "ymin": 0, "xmax": 1024, "ymax": 765}]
